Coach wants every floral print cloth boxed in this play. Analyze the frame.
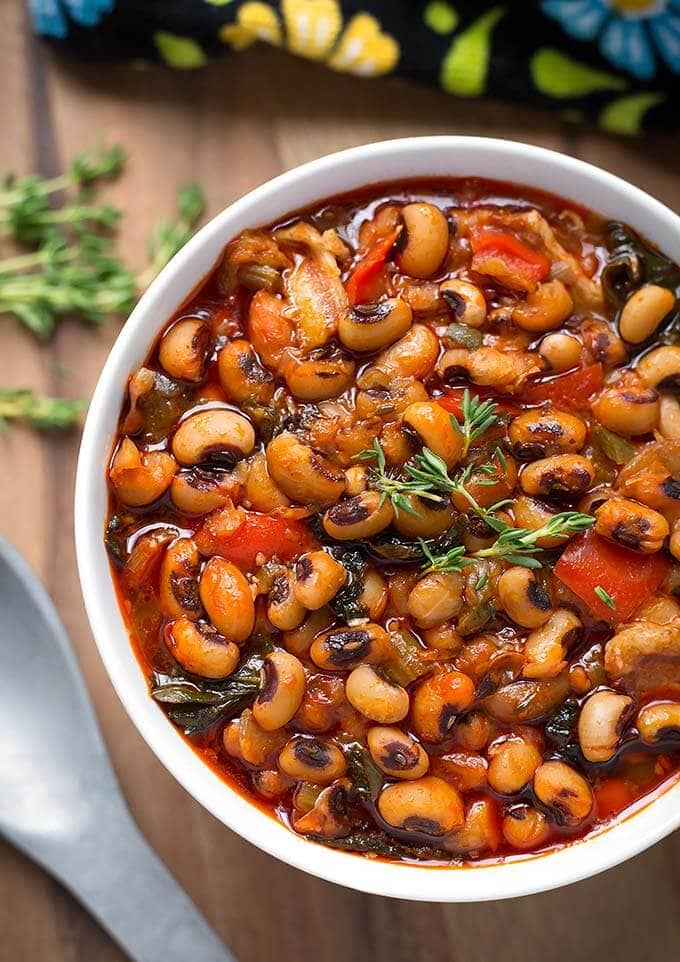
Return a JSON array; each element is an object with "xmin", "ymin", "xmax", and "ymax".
[{"xmin": 29, "ymin": 0, "xmax": 680, "ymax": 132}]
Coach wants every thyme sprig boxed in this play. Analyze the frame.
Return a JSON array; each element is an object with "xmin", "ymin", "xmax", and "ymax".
[
  {"xmin": 0, "ymin": 388, "xmax": 84, "ymax": 431},
  {"xmin": 448, "ymin": 388, "xmax": 500, "ymax": 456},
  {"xmin": 353, "ymin": 438, "xmax": 446, "ymax": 516}
]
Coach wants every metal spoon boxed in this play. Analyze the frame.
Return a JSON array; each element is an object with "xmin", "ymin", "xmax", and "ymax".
[{"xmin": 0, "ymin": 536, "xmax": 235, "ymax": 962}]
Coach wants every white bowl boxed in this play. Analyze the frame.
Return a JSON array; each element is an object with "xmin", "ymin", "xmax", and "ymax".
[{"xmin": 75, "ymin": 136, "xmax": 680, "ymax": 902}]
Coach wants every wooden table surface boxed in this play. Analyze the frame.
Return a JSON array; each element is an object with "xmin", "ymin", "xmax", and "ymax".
[{"xmin": 2, "ymin": 2, "xmax": 680, "ymax": 959}]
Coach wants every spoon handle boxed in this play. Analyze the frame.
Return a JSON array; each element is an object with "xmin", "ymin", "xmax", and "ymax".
[{"xmin": 56, "ymin": 806, "xmax": 235, "ymax": 962}]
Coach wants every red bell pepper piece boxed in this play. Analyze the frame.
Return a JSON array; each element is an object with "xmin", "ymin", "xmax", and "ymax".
[
  {"xmin": 522, "ymin": 363, "xmax": 603, "ymax": 410},
  {"xmin": 345, "ymin": 228, "xmax": 400, "ymax": 306},
  {"xmin": 554, "ymin": 529, "xmax": 669, "ymax": 623},
  {"xmin": 196, "ymin": 511, "xmax": 315, "ymax": 571},
  {"xmin": 436, "ymin": 388, "xmax": 521, "ymax": 420},
  {"xmin": 470, "ymin": 231, "xmax": 551, "ymax": 286}
]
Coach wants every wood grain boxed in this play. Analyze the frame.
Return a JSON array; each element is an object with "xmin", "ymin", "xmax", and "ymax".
[{"xmin": 1, "ymin": 3, "xmax": 679, "ymax": 959}]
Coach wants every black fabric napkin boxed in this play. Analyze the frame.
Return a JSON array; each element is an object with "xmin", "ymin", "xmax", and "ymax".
[{"xmin": 29, "ymin": 0, "xmax": 680, "ymax": 133}]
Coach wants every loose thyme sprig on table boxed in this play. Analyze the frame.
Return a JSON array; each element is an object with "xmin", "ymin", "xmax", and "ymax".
[{"xmin": 0, "ymin": 388, "xmax": 84, "ymax": 431}]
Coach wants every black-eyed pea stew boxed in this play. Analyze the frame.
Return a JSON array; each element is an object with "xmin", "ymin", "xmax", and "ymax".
[{"xmin": 107, "ymin": 179, "xmax": 680, "ymax": 866}]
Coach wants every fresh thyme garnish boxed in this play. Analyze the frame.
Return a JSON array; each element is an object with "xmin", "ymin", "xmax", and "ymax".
[
  {"xmin": 419, "ymin": 540, "xmax": 473, "ymax": 574},
  {"xmin": 473, "ymin": 511, "xmax": 596, "ymax": 568},
  {"xmin": 594, "ymin": 585, "xmax": 617, "ymax": 610},
  {"xmin": 475, "ymin": 572, "xmax": 489, "ymax": 592},
  {"xmin": 449, "ymin": 388, "xmax": 500, "ymax": 456},
  {"xmin": 353, "ymin": 438, "xmax": 445, "ymax": 516}
]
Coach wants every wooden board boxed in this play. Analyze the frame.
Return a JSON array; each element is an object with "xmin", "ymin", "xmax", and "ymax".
[{"xmin": 1, "ymin": 2, "xmax": 679, "ymax": 959}]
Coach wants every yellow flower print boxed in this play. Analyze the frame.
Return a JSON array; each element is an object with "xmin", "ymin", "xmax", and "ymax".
[
  {"xmin": 219, "ymin": 1, "xmax": 282, "ymax": 49},
  {"xmin": 283, "ymin": 0, "xmax": 342, "ymax": 60},
  {"xmin": 327, "ymin": 13, "xmax": 400, "ymax": 76},
  {"xmin": 220, "ymin": 0, "xmax": 400, "ymax": 78}
]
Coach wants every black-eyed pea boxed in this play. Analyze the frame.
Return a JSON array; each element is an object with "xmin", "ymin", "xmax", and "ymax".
[
  {"xmin": 121, "ymin": 366, "xmax": 155, "ymax": 434},
  {"xmin": 509, "ymin": 409, "xmax": 587, "ymax": 460},
  {"xmin": 594, "ymin": 497, "xmax": 669, "ymax": 553},
  {"xmin": 659, "ymin": 394, "xmax": 680, "ymax": 439},
  {"xmin": 372, "ymin": 324, "xmax": 440, "ymax": 379},
  {"xmin": 438, "ymin": 347, "xmax": 517, "ymax": 390},
  {"xmin": 267, "ymin": 569, "xmax": 306, "ymax": 631},
  {"xmin": 199, "ymin": 557, "xmax": 255, "ymax": 641},
  {"xmin": 637, "ymin": 344, "xmax": 680, "ymax": 391},
  {"xmin": 447, "ymin": 797, "xmax": 501, "ymax": 855},
  {"xmin": 533, "ymin": 760, "xmax": 593, "ymax": 827},
  {"xmin": 440, "ymin": 278, "xmax": 487, "ymax": 328},
  {"xmin": 109, "ymin": 437, "xmax": 178, "ymax": 506},
  {"xmin": 512, "ymin": 495, "xmax": 569, "ymax": 548},
  {"xmin": 591, "ymin": 379, "xmax": 659, "ymax": 436},
  {"xmin": 344, "ymin": 464, "xmax": 368, "ymax": 496},
  {"xmin": 323, "ymin": 492, "xmax": 394, "ymax": 540},
  {"xmin": 310, "ymin": 623, "xmax": 392, "ymax": 671},
  {"xmin": 266, "ymin": 433, "xmax": 346, "ymax": 505},
  {"xmin": 421, "ymin": 622, "xmax": 464, "ymax": 653},
  {"xmin": 452, "ymin": 711, "xmax": 494, "ymax": 751},
  {"xmin": 487, "ymin": 737, "xmax": 542, "ymax": 794},
  {"xmin": 223, "ymin": 718, "xmax": 241, "ymax": 757},
  {"xmin": 520, "ymin": 455, "xmax": 595, "ymax": 498},
  {"xmin": 367, "ymin": 726, "xmax": 429, "ymax": 779},
  {"xmin": 392, "ymin": 495, "xmax": 457, "ymax": 538},
  {"xmin": 282, "ymin": 608, "xmax": 333, "ymax": 658},
  {"xmin": 497, "ymin": 566, "xmax": 553, "ymax": 629},
  {"xmin": 172, "ymin": 409, "xmax": 255, "ymax": 467},
  {"xmin": 295, "ymin": 551, "xmax": 347, "ymax": 609},
  {"xmin": 402, "ymin": 400, "xmax": 465, "ymax": 468},
  {"xmin": 636, "ymin": 702, "xmax": 680, "ymax": 744},
  {"xmin": 253, "ymin": 650, "xmax": 306, "ymax": 731},
  {"xmin": 356, "ymin": 568, "xmax": 388, "ymax": 621},
  {"xmin": 512, "ymin": 280, "xmax": 573, "ymax": 333},
  {"xmin": 411, "ymin": 669, "xmax": 476, "ymax": 742},
  {"xmin": 523, "ymin": 609, "xmax": 582, "ymax": 680},
  {"xmin": 278, "ymin": 735, "xmax": 347, "ymax": 784},
  {"xmin": 434, "ymin": 751, "xmax": 488, "ymax": 792},
  {"xmin": 580, "ymin": 318, "xmax": 628, "ymax": 368},
  {"xmin": 170, "ymin": 469, "xmax": 239, "ymax": 514},
  {"xmin": 279, "ymin": 348, "xmax": 355, "ymax": 402},
  {"xmin": 619, "ymin": 284, "xmax": 676, "ymax": 344},
  {"xmin": 244, "ymin": 451, "xmax": 291, "ymax": 512},
  {"xmin": 338, "ymin": 297, "xmax": 413, "ymax": 352},
  {"xmin": 159, "ymin": 538, "xmax": 203, "ymax": 620},
  {"xmin": 218, "ymin": 339, "xmax": 275, "ymax": 405},
  {"xmin": 251, "ymin": 769, "xmax": 295, "ymax": 800},
  {"xmin": 538, "ymin": 332, "xmax": 582, "ymax": 372},
  {"xmin": 398, "ymin": 203, "xmax": 449, "ymax": 278},
  {"xmin": 345, "ymin": 666, "xmax": 409, "ymax": 724},
  {"xmin": 158, "ymin": 317, "xmax": 211, "ymax": 382},
  {"xmin": 502, "ymin": 805, "xmax": 551, "ymax": 850},
  {"xmin": 577, "ymin": 690, "xmax": 634, "ymax": 762},
  {"xmin": 292, "ymin": 778, "xmax": 352, "ymax": 838},
  {"xmin": 378, "ymin": 775, "xmax": 464, "ymax": 836},
  {"xmin": 238, "ymin": 708, "xmax": 287, "ymax": 766},
  {"xmin": 354, "ymin": 370, "xmax": 429, "ymax": 419},
  {"xmin": 406, "ymin": 571, "xmax": 465, "ymax": 629},
  {"xmin": 165, "ymin": 618, "xmax": 239, "ymax": 679}
]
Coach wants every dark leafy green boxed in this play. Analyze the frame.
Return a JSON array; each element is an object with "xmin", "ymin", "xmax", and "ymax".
[
  {"xmin": 318, "ymin": 831, "xmax": 452, "ymax": 862},
  {"xmin": 329, "ymin": 548, "xmax": 368, "ymax": 622},
  {"xmin": 544, "ymin": 698, "xmax": 580, "ymax": 748},
  {"xmin": 443, "ymin": 322, "xmax": 484, "ymax": 350},
  {"xmin": 104, "ymin": 513, "xmax": 133, "ymax": 565},
  {"xmin": 603, "ymin": 222, "xmax": 680, "ymax": 343},
  {"xmin": 457, "ymin": 600, "xmax": 496, "ymax": 637},
  {"xmin": 345, "ymin": 742, "xmax": 383, "ymax": 802},
  {"xmin": 137, "ymin": 372, "xmax": 194, "ymax": 443},
  {"xmin": 590, "ymin": 422, "xmax": 636, "ymax": 465},
  {"xmin": 151, "ymin": 639, "xmax": 272, "ymax": 735}
]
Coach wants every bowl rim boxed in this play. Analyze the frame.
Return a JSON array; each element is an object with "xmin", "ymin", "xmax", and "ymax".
[{"xmin": 75, "ymin": 135, "xmax": 680, "ymax": 902}]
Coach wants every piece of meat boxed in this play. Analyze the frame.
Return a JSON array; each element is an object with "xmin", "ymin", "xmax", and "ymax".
[{"xmin": 604, "ymin": 620, "xmax": 680, "ymax": 694}]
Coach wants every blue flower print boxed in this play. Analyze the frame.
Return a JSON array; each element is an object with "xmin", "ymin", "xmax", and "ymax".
[
  {"xmin": 29, "ymin": 0, "xmax": 114, "ymax": 39},
  {"xmin": 542, "ymin": 0, "xmax": 680, "ymax": 80}
]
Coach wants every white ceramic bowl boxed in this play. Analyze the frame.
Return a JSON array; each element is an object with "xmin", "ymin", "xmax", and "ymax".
[{"xmin": 75, "ymin": 137, "xmax": 680, "ymax": 901}]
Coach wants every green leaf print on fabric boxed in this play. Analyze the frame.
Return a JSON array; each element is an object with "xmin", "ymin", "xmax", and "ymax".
[
  {"xmin": 531, "ymin": 48, "xmax": 628, "ymax": 98},
  {"xmin": 599, "ymin": 92, "xmax": 666, "ymax": 136},
  {"xmin": 153, "ymin": 31, "xmax": 208, "ymax": 68},
  {"xmin": 424, "ymin": 2, "xmax": 459, "ymax": 35},
  {"xmin": 440, "ymin": 6, "xmax": 504, "ymax": 97}
]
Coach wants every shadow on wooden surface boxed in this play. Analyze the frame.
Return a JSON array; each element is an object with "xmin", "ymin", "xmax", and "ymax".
[{"xmin": 0, "ymin": 6, "xmax": 679, "ymax": 960}]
